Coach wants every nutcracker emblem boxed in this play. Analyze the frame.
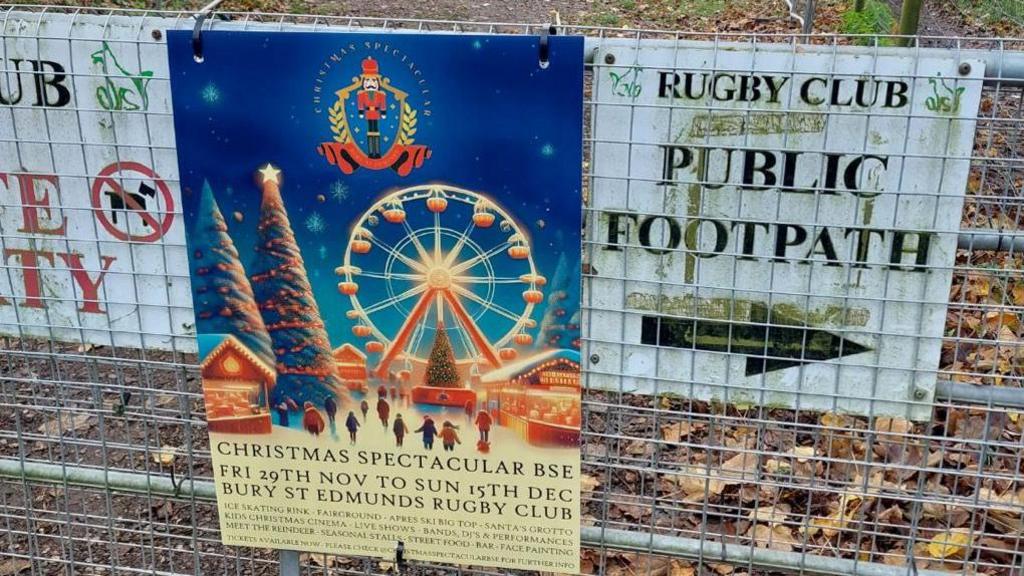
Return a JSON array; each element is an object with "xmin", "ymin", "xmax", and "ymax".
[{"xmin": 318, "ymin": 57, "xmax": 431, "ymax": 176}]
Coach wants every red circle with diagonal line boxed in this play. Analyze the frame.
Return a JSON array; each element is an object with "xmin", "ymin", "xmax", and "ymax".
[{"xmin": 91, "ymin": 161, "xmax": 175, "ymax": 243}]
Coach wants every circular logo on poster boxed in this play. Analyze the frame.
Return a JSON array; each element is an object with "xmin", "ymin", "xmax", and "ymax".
[{"xmin": 313, "ymin": 42, "xmax": 432, "ymax": 177}]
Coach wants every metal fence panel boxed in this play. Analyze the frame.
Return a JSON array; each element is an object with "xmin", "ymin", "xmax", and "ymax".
[
  {"xmin": 586, "ymin": 39, "xmax": 985, "ymax": 420},
  {"xmin": 1, "ymin": 6, "xmax": 1024, "ymax": 576}
]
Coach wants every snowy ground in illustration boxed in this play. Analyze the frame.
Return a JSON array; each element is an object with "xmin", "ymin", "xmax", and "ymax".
[{"xmin": 268, "ymin": 389, "xmax": 575, "ymax": 459}]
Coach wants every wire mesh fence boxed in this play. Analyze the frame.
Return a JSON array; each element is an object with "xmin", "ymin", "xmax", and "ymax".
[{"xmin": 1, "ymin": 5, "xmax": 1023, "ymax": 576}]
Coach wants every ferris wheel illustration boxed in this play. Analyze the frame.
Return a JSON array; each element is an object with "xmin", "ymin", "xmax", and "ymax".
[{"xmin": 336, "ymin": 184, "xmax": 545, "ymax": 379}]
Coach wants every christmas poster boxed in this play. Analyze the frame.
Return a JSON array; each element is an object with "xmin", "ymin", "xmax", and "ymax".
[{"xmin": 168, "ymin": 31, "xmax": 584, "ymax": 572}]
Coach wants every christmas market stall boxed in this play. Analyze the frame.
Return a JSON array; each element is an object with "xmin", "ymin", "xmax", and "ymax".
[
  {"xmin": 199, "ymin": 334, "xmax": 276, "ymax": 434},
  {"xmin": 333, "ymin": 343, "xmax": 369, "ymax": 392},
  {"xmin": 479, "ymin": 349, "xmax": 581, "ymax": 446}
]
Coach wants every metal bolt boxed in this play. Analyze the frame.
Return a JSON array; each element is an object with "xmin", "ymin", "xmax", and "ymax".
[
  {"xmin": 604, "ymin": 53, "xmax": 615, "ymax": 65},
  {"xmin": 589, "ymin": 354, "xmax": 600, "ymax": 364},
  {"xmin": 958, "ymin": 62, "xmax": 971, "ymax": 76},
  {"xmin": 913, "ymin": 388, "xmax": 927, "ymax": 400},
  {"xmin": 151, "ymin": 29, "xmax": 162, "ymax": 41}
]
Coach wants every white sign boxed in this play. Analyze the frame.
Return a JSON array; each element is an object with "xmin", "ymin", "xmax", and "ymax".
[
  {"xmin": 586, "ymin": 40, "xmax": 985, "ymax": 419},
  {"xmin": 0, "ymin": 11, "xmax": 483, "ymax": 352},
  {"xmin": 0, "ymin": 12, "xmax": 193, "ymax": 350}
]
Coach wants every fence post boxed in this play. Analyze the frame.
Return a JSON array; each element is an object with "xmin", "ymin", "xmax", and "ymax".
[
  {"xmin": 279, "ymin": 550, "xmax": 301, "ymax": 576},
  {"xmin": 896, "ymin": 0, "xmax": 925, "ymax": 46},
  {"xmin": 801, "ymin": 0, "xmax": 816, "ymax": 33}
]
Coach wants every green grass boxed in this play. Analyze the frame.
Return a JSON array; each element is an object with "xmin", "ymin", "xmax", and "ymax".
[
  {"xmin": 952, "ymin": 0, "xmax": 1023, "ymax": 26},
  {"xmin": 581, "ymin": 10, "xmax": 624, "ymax": 27},
  {"xmin": 679, "ymin": 0, "xmax": 729, "ymax": 17},
  {"xmin": 840, "ymin": 0, "xmax": 897, "ymax": 45}
]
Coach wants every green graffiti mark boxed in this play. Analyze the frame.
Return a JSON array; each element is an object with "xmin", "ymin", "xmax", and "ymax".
[
  {"xmin": 608, "ymin": 67, "xmax": 642, "ymax": 101},
  {"xmin": 684, "ymin": 112, "xmax": 826, "ymax": 139},
  {"xmin": 91, "ymin": 41, "xmax": 153, "ymax": 111},
  {"xmin": 924, "ymin": 74, "xmax": 965, "ymax": 115}
]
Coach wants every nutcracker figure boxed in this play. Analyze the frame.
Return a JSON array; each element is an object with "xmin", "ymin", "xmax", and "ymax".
[{"xmin": 357, "ymin": 57, "xmax": 387, "ymax": 159}]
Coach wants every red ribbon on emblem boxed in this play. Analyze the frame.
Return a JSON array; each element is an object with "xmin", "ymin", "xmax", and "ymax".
[{"xmin": 317, "ymin": 142, "xmax": 431, "ymax": 177}]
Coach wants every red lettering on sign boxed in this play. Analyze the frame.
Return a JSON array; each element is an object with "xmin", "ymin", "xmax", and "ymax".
[
  {"xmin": 0, "ymin": 172, "xmax": 67, "ymax": 235},
  {"xmin": 57, "ymin": 252, "xmax": 116, "ymax": 313},
  {"xmin": 3, "ymin": 249, "xmax": 56, "ymax": 308},
  {"xmin": 1, "ymin": 249, "xmax": 116, "ymax": 314}
]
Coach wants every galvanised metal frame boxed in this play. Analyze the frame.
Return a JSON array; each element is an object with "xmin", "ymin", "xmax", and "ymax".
[{"xmin": 1, "ymin": 5, "xmax": 1023, "ymax": 576}]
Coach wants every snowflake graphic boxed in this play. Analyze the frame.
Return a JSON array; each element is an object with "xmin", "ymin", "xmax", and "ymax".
[
  {"xmin": 318, "ymin": 245, "xmax": 328, "ymax": 259},
  {"xmin": 540, "ymin": 143, "xmax": 555, "ymax": 157},
  {"xmin": 330, "ymin": 181, "xmax": 349, "ymax": 202},
  {"xmin": 200, "ymin": 83, "xmax": 220, "ymax": 104},
  {"xmin": 305, "ymin": 212, "xmax": 327, "ymax": 234}
]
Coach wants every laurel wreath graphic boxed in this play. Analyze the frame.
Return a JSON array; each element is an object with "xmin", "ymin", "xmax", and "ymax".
[
  {"xmin": 397, "ymin": 102, "xmax": 418, "ymax": 145},
  {"xmin": 329, "ymin": 97, "xmax": 418, "ymax": 147},
  {"xmin": 329, "ymin": 98, "xmax": 351, "ymax": 143}
]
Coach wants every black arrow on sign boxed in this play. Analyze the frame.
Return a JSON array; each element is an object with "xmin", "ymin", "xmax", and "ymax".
[{"xmin": 640, "ymin": 305, "xmax": 870, "ymax": 376}]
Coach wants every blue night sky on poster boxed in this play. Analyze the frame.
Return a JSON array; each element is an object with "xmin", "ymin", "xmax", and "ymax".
[{"xmin": 168, "ymin": 30, "xmax": 583, "ymax": 364}]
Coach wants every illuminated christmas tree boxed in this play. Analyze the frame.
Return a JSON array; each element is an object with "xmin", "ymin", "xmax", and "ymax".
[
  {"xmin": 424, "ymin": 324, "xmax": 460, "ymax": 388},
  {"xmin": 190, "ymin": 181, "xmax": 274, "ymax": 365},
  {"xmin": 249, "ymin": 165, "xmax": 341, "ymax": 406},
  {"xmin": 536, "ymin": 252, "xmax": 581, "ymax": 350}
]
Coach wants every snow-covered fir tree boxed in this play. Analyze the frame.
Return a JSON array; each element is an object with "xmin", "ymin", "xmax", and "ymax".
[
  {"xmin": 191, "ymin": 181, "xmax": 274, "ymax": 365},
  {"xmin": 249, "ymin": 169, "xmax": 340, "ymax": 406},
  {"xmin": 535, "ymin": 252, "xmax": 581, "ymax": 350}
]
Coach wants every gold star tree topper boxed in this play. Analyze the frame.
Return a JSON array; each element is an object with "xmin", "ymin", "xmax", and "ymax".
[{"xmin": 258, "ymin": 164, "xmax": 281, "ymax": 184}]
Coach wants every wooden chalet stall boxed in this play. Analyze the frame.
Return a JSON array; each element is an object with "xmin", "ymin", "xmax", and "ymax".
[
  {"xmin": 199, "ymin": 335, "xmax": 276, "ymax": 434},
  {"xmin": 479, "ymin": 349, "xmax": 581, "ymax": 447},
  {"xmin": 333, "ymin": 343, "xmax": 368, "ymax": 392}
]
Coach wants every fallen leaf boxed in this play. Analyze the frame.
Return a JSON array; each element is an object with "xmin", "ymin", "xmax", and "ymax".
[
  {"xmin": 804, "ymin": 491, "xmax": 864, "ymax": 538},
  {"xmin": 662, "ymin": 467, "xmax": 726, "ymax": 501},
  {"xmin": 0, "ymin": 559, "xmax": 31, "ymax": 576},
  {"xmin": 38, "ymin": 412, "xmax": 93, "ymax": 436},
  {"xmin": 612, "ymin": 553, "xmax": 672, "ymax": 576},
  {"xmin": 876, "ymin": 504, "xmax": 904, "ymax": 525},
  {"xmin": 976, "ymin": 536, "xmax": 1015, "ymax": 563},
  {"xmin": 152, "ymin": 445, "xmax": 178, "ymax": 466},
  {"xmin": 976, "ymin": 487, "xmax": 1023, "ymax": 533},
  {"xmin": 789, "ymin": 446, "xmax": 816, "ymax": 462},
  {"xmin": 927, "ymin": 529, "xmax": 972, "ymax": 559},
  {"xmin": 151, "ymin": 499, "xmax": 174, "ymax": 522},
  {"xmin": 661, "ymin": 421, "xmax": 702, "ymax": 441},
  {"xmin": 747, "ymin": 504, "xmax": 790, "ymax": 525},
  {"xmin": 721, "ymin": 452, "xmax": 759, "ymax": 483},
  {"xmin": 874, "ymin": 416, "xmax": 912, "ymax": 436},
  {"xmin": 624, "ymin": 439, "xmax": 651, "ymax": 456},
  {"xmin": 710, "ymin": 562, "xmax": 735, "ymax": 575},
  {"xmin": 668, "ymin": 560, "xmax": 695, "ymax": 576},
  {"xmin": 749, "ymin": 523, "xmax": 799, "ymax": 552},
  {"xmin": 821, "ymin": 412, "xmax": 856, "ymax": 429}
]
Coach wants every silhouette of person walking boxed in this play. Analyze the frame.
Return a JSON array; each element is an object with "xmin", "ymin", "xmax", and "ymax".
[
  {"xmin": 303, "ymin": 402, "xmax": 325, "ymax": 437},
  {"xmin": 475, "ymin": 410, "xmax": 492, "ymax": 443},
  {"xmin": 324, "ymin": 396, "xmax": 338, "ymax": 424},
  {"xmin": 415, "ymin": 415, "xmax": 437, "ymax": 450},
  {"xmin": 377, "ymin": 396, "xmax": 390, "ymax": 428},
  {"xmin": 345, "ymin": 411, "xmax": 360, "ymax": 445},
  {"xmin": 275, "ymin": 402, "xmax": 289, "ymax": 427},
  {"xmin": 440, "ymin": 421, "xmax": 461, "ymax": 452},
  {"xmin": 360, "ymin": 399, "xmax": 369, "ymax": 422},
  {"xmin": 393, "ymin": 413, "xmax": 410, "ymax": 447}
]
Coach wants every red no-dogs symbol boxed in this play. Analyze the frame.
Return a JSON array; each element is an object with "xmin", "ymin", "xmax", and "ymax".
[{"xmin": 90, "ymin": 161, "xmax": 175, "ymax": 243}]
